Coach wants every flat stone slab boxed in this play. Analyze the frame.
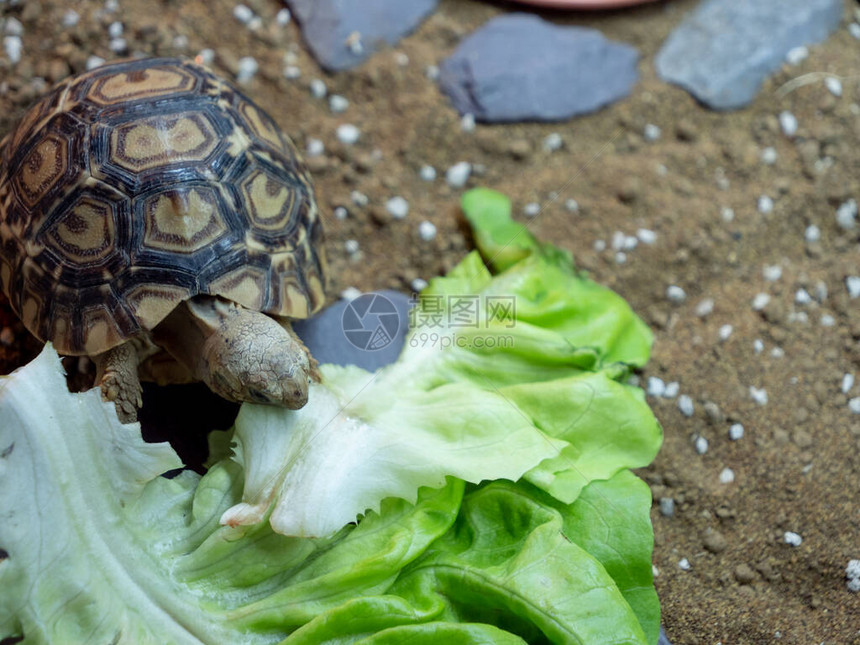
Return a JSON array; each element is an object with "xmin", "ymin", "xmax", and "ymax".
[
  {"xmin": 438, "ymin": 13, "xmax": 639, "ymax": 123},
  {"xmin": 655, "ymin": 0, "xmax": 843, "ymax": 110},
  {"xmin": 285, "ymin": 0, "xmax": 438, "ymax": 71}
]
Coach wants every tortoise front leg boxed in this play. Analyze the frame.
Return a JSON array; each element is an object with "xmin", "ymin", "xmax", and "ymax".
[{"xmin": 94, "ymin": 341, "xmax": 142, "ymax": 424}]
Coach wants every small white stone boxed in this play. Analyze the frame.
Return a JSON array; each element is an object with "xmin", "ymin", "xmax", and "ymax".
[
  {"xmin": 236, "ymin": 56, "xmax": 258, "ymax": 83},
  {"xmin": 679, "ymin": 395, "xmax": 694, "ymax": 418},
  {"xmin": 350, "ymin": 190, "xmax": 369, "ymax": 207},
  {"xmin": 347, "ymin": 34, "xmax": 364, "ymax": 55},
  {"xmin": 718, "ymin": 324, "xmax": 733, "ymax": 341},
  {"xmin": 836, "ymin": 199, "xmax": 857, "ymax": 230},
  {"xmin": 637, "ymin": 228, "xmax": 657, "ymax": 245},
  {"xmin": 795, "ymin": 289, "xmax": 812, "ymax": 305},
  {"xmin": 761, "ymin": 147, "xmax": 778, "ymax": 165},
  {"xmin": 847, "ymin": 559, "xmax": 860, "ymax": 580},
  {"xmin": 779, "ymin": 111, "xmax": 798, "ymax": 137},
  {"xmin": 107, "ymin": 21, "xmax": 124, "ymax": 38},
  {"xmin": 788, "ymin": 311, "xmax": 809, "ymax": 324},
  {"xmin": 694, "ymin": 435, "xmax": 708, "ymax": 454},
  {"xmin": 785, "ymin": 45, "xmax": 808, "ymax": 65},
  {"xmin": 418, "ymin": 221, "xmax": 437, "ymax": 241},
  {"xmin": 283, "ymin": 65, "xmax": 301, "ymax": 80},
  {"xmin": 543, "ymin": 133, "xmax": 563, "ymax": 152},
  {"xmin": 344, "ymin": 239, "xmax": 359, "ymax": 255},
  {"xmin": 752, "ymin": 293, "xmax": 770, "ymax": 311},
  {"xmin": 86, "ymin": 55, "xmax": 106, "ymax": 70},
  {"xmin": 333, "ymin": 206, "xmax": 348, "ymax": 220},
  {"xmin": 753, "ymin": 339, "xmax": 764, "ymax": 354},
  {"xmin": 849, "ymin": 397, "xmax": 860, "ymax": 414},
  {"xmin": 394, "ymin": 52, "xmax": 409, "ymax": 66},
  {"xmin": 523, "ymin": 202, "xmax": 540, "ymax": 218},
  {"xmin": 446, "ymin": 162, "xmax": 472, "ymax": 188},
  {"xmin": 564, "ymin": 198, "xmax": 580, "ymax": 213},
  {"xmin": 340, "ymin": 286, "xmax": 362, "ymax": 301},
  {"xmin": 763, "ymin": 265, "xmax": 782, "ymax": 281},
  {"xmin": 825, "ymin": 76, "xmax": 843, "ymax": 97},
  {"xmin": 719, "ymin": 468, "xmax": 735, "ymax": 484},
  {"xmin": 309, "ymin": 78, "xmax": 327, "ymax": 99},
  {"xmin": 425, "ymin": 64, "xmax": 440, "ymax": 80},
  {"xmin": 623, "ymin": 235, "xmax": 638, "ymax": 251},
  {"xmin": 305, "ymin": 138, "xmax": 324, "ymax": 157},
  {"xmin": 695, "ymin": 299, "xmax": 714, "ymax": 317},
  {"xmin": 783, "ymin": 531, "xmax": 803, "ymax": 547},
  {"xmin": 3, "ymin": 17, "xmax": 23, "ymax": 36},
  {"xmin": 750, "ymin": 386, "xmax": 768, "ymax": 406},
  {"xmin": 678, "ymin": 558, "xmax": 691, "ymax": 571},
  {"xmin": 846, "ymin": 276, "xmax": 860, "ymax": 299},
  {"xmin": 615, "ymin": 252, "xmax": 627, "ymax": 265},
  {"xmin": 197, "ymin": 48, "xmax": 215, "ymax": 65},
  {"xmin": 647, "ymin": 376, "xmax": 666, "ymax": 397},
  {"xmin": 593, "ymin": 239, "xmax": 606, "ymax": 252},
  {"xmin": 276, "ymin": 8, "xmax": 292, "ymax": 25},
  {"xmin": 3, "ymin": 35, "xmax": 22, "ymax": 64},
  {"xmin": 418, "ymin": 165, "xmax": 436, "ymax": 182},
  {"xmin": 659, "ymin": 497, "xmax": 675, "ymax": 517},
  {"xmin": 758, "ymin": 195, "xmax": 774, "ymax": 214},
  {"xmin": 329, "ymin": 94, "xmax": 349, "ymax": 113},
  {"xmin": 643, "ymin": 123, "xmax": 661, "ymax": 142},
  {"xmin": 666, "ymin": 285, "xmax": 686, "ymax": 303},
  {"xmin": 848, "ymin": 577, "xmax": 860, "ymax": 592},
  {"xmin": 460, "ymin": 113, "xmax": 476, "ymax": 133},
  {"xmin": 770, "ymin": 347, "xmax": 784, "ymax": 358},
  {"xmin": 729, "ymin": 423, "xmax": 744, "ymax": 440},
  {"xmin": 611, "ymin": 231, "xmax": 626, "ymax": 251},
  {"xmin": 173, "ymin": 34, "xmax": 189, "ymax": 51},
  {"xmin": 820, "ymin": 314, "xmax": 835, "ymax": 327},
  {"xmin": 850, "ymin": 23, "xmax": 860, "ymax": 40},
  {"xmin": 336, "ymin": 124, "xmax": 360, "ymax": 145},
  {"xmin": 105, "ymin": 0, "xmax": 119, "ymax": 12},
  {"xmin": 386, "ymin": 196, "xmax": 409, "ymax": 220},
  {"xmin": 841, "ymin": 373, "xmax": 855, "ymax": 394},
  {"xmin": 720, "ymin": 206, "xmax": 735, "ymax": 222},
  {"xmin": 652, "ymin": 564, "xmax": 660, "ymax": 578},
  {"xmin": 109, "ymin": 37, "xmax": 127, "ymax": 53},
  {"xmin": 804, "ymin": 225, "xmax": 821, "ymax": 242},
  {"xmin": 410, "ymin": 278, "xmax": 428, "ymax": 292},
  {"xmin": 814, "ymin": 281, "xmax": 828, "ymax": 302},
  {"xmin": 61, "ymin": 9, "xmax": 80, "ymax": 27},
  {"xmin": 233, "ymin": 4, "xmax": 254, "ymax": 24},
  {"xmin": 656, "ymin": 163, "xmax": 668, "ymax": 177},
  {"xmin": 664, "ymin": 382, "xmax": 680, "ymax": 398}
]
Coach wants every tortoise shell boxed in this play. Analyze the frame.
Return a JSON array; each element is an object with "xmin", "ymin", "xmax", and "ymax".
[{"xmin": 0, "ymin": 57, "xmax": 326, "ymax": 356}]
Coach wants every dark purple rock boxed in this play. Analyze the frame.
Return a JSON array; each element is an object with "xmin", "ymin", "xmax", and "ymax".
[
  {"xmin": 285, "ymin": 0, "xmax": 439, "ymax": 71},
  {"xmin": 438, "ymin": 13, "xmax": 639, "ymax": 123}
]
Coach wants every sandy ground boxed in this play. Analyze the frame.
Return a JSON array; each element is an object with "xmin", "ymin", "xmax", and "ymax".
[{"xmin": 1, "ymin": 0, "xmax": 860, "ymax": 642}]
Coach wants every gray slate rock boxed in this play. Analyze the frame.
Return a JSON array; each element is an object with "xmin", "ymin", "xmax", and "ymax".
[
  {"xmin": 285, "ymin": 0, "xmax": 438, "ymax": 71},
  {"xmin": 293, "ymin": 290, "xmax": 412, "ymax": 372},
  {"xmin": 438, "ymin": 13, "xmax": 639, "ymax": 123},
  {"xmin": 655, "ymin": 0, "xmax": 843, "ymax": 110}
]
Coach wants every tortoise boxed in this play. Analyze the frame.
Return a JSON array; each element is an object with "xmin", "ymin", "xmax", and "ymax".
[{"xmin": 0, "ymin": 57, "xmax": 327, "ymax": 423}]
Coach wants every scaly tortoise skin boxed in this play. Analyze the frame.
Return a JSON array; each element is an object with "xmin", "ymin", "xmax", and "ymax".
[{"xmin": 0, "ymin": 57, "xmax": 327, "ymax": 421}]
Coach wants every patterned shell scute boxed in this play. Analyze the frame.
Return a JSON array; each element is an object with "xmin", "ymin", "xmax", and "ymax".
[{"xmin": 0, "ymin": 57, "xmax": 326, "ymax": 355}]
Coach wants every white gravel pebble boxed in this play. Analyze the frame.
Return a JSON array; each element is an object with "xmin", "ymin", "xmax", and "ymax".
[
  {"xmin": 460, "ymin": 113, "xmax": 476, "ymax": 133},
  {"xmin": 446, "ymin": 162, "xmax": 472, "ymax": 188},
  {"xmin": 344, "ymin": 239, "xmax": 360, "ymax": 255},
  {"xmin": 107, "ymin": 21, "xmax": 124, "ymax": 38},
  {"xmin": 305, "ymin": 138, "xmax": 324, "ymax": 157},
  {"xmin": 329, "ymin": 95, "xmax": 349, "ymax": 113},
  {"xmin": 109, "ymin": 37, "xmax": 127, "ymax": 53},
  {"xmin": 86, "ymin": 55, "xmax": 106, "ymax": 70},
  {"xmin": 593, "ymin": 239, "xmax": 606, "ymax": 252},
  {"xmin": 309, "ymin": 79, "xmax": 327, "ymax": 99},
  {"xmin": 770, "ymin": 347, "xmax": 784, "ymax": 358},
  {"xmin": 3, "ymin": 17, "xmax": 23, "ymax": 35},
  {"xmin": 804, "ymin": 225, "xmax": 821, "ymax": 242},
  {"xmin": 847, "ymin": 559, "xmax": 860, "ymax": 580},
  {"xmin": 825, "ymin": 76, "xmax": 843, "ymax": 97},
  {"xmin": 820, "ymin": 314, "xmax": 835, "ymax": 327},
  {"xmin": 695, "ymin": 299, "xmax": 714, "ymax": 317},
  {"xmin": 543, "ymin": 133, "xmax": 563, "ymax": 152},
  {"xmin": 61, "ymin": 9, "xmax": 80, "ymax": 27},
  {"xmin": 276, "ymin": 8, "xmax": 292, "ymax": 25},
  {"xmin": 283, "ymin": 65, "xmax": 301, "ymax": 80},
  {"xmin": 750, "ymin": 387, "xmax": 768, "ymax": 405},
  {"xmin": 197, "ymin": 48, "xmax": 215, "ymax": 65},
  {"xmin": 836, "ymin": 199, "xmax": 857, "ymax": 230},
  {"xmin": 729, "ymin": 423, "xmax": 745, "ymax": 440},
  {"xmin": 418, "ymin": 221, "xmax": 437, "ymax": 241},
  {"xmin": 611, "ymin": 231, "xmax": 626, "ymax": 251},
  {"xmin": 614, "ymin": 252, "xmax": 627, "ymax": 265},
  {"xmin": 757, "ymin": 195, "xmax": 774, "ymax": 214},
  {"xmin": 350, "ymin": 191, "xmax": 369, "ymax": 207},
  {"xmin": 785, "ymin": 45, "xmax": 809, "ymax": 65},
  {"xmin": 336, "ymin": 124, "xmax": 360, "ymax": 145},
  {"xmin": 425, "ymin": 64, "xmax": 440, "ymax": 80},
  {"xmin": 783, "ymin": 532, "xmax": 803, "ymax": 547},
  {"xmin": 411, "ymin": 278, "xmax": 428, "ymax": 292},
  {"xmin": 236, "ymin": 57, "xmax": 258, "ymax": 83},
  {"xmin": 694, "ymin": 435, "xmax": 708, "ymax": 454},
  {"xmin": 753, "ymin": 339, "xmax": 764, "ymax": 353},
  {"xmin": 720, "ymin": 206, "xmax": 735, "ymax": 222},
  {"xmin": 340, "ymin": 287, "xmax": 362, "ymax": 301},
  {"xmin": 678, "ymin": 558, "xmax": 691, "ymax": 571},
  {"xmin": 752, "ymin": 293, "xmax": 770, "ymax": 311},
  {"xmin": 718, "ymin": 324, "xmax": 733, "ymax": 341},
  {"xmin": 394, "ymin": 52, "xmax": 409, "ymax": 66},
  {"xmin": 666, "ymin": 285, "xmax": 686, "ymax": 303},
  {"xmin": 3, "ymin": 35, "xmax": 22, "ymax": 64},
  {"xmin": 564, "ymin": 198, "xmax": 579, "ymax": 213},
  {"xmin": 679, "ymin": 395, "xmax": 694, "ymax": 417},
  {"xmin": 664, "ymin": 382, "xmax": 680, "ymax": 398},
  {"xmin": 719, "ymin": 468, "xmax": 735, "ymax": 484},
  {"xmin": 386, "ymin": 196, "xmax": 409, "ymax": 220},
  {"xmin": 795, "ymin": 289, "xmax": 812, "ymax": 305},
  {"xmin": 637, "ymin": 228, "xmax": 657, "ymax": 244},
  {"xmin": 779, "ymin": 111, "xmax": 798, "ymax": 137},
  {"xmin": 523, "ymin": 202, "xmax": 540, "ymax": 218},
  {"xmin": 850, "ymin": 23, "xmax": 860, "ymax": 40},
  {"xmin": 763, "ymin": 265, "xmax": 782, "ymax": 281},
  {"xmin": 846, "ymin": 276, "xmax": 860, "ymax": 299},
  {"xmin": 233, "ymin": 4, "xmax": 254, "ymax": 24},
  {"xmin": 643, "ymin": 123, "xmax": 661, "ymax": 142},
  {"xmin": 814, "ymin": 281, "xmax": 828, "ymax": 302},
  {"xmin": 647, "ymin": 376, "xmax": 666, "ymax": 397},
  {"xmin": 849, "ymin": 397, "xmax": 860, "ymax": 414},
  {"xmin": 656, "ymin": 163, "xmax": 668, "ymax": 176},
  {"xmin": 761, "ymin": 147, "xmax": 777, "ymax": 165},
  {"xmin": 659, "ymin": 497, "xmax": 675, "ymax": 517},
  {"xmin": 848, "ymin": 578, "xmax": 860, "ymax": 593},
  {"xmin": 333, "ymin": 206, "xmax": 348, "ymax": 220},
  {"xmin": 418, "ymin": 165, "xmax": 437, "ymax": 182},
  {"xmin": 841, "ymin": 373, "xmax": 855, "ymax": 394}
]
